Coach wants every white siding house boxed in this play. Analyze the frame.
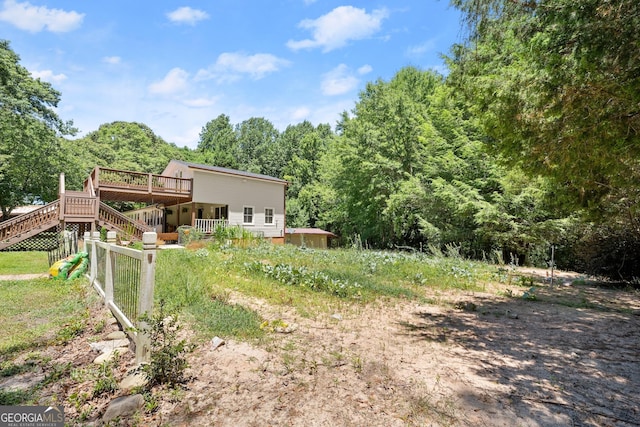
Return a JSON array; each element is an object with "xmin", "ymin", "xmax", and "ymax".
[{"xmin": 160, "ymin": 160, "xmax": 287, "ymax": 241}]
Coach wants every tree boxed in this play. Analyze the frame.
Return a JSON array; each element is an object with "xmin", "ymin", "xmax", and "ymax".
[
  {"xmin": 447, "ymin": 0, "xmax": 640, "ymax": 230},
  {"xmin": 197, "ymin": 114, "xmax": 239, "ymax": 169},
  {"xmin": 235, "ymin": 117, "xmax": 279, "ymax": 175},
  {"xmin": 0, "ymin": 40, "xmax": 75, "ymax": 219}
]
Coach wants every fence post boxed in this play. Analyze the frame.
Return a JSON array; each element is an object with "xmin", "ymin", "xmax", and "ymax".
[
  {"xmin": 91, "ymin": 231, "xmax": 100, "ymax": 283},
  {"xmin": 136, "ymin": 231, "xmax": 157, "ymax": 364},
  {"xmin": 104, "ymin": 231, "xmax": 116, "ymax": 306},
  {"xmin": 84, "ymin": 232, "xmax": 94, "ymax": 282}
]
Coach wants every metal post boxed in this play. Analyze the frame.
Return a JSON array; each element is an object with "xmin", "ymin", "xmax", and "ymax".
[
  {"xmin": 136, "ymin": 231, "xmax": 157, "ymax": 364},
  {"xmin": 550, "ymin": 244, "xmax": 555, "ymax": 287}
]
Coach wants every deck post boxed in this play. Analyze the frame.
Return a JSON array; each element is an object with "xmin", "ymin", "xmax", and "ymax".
[{"xmin": 136, "ymin": 231, "xmax": 157, "ymax": 364}]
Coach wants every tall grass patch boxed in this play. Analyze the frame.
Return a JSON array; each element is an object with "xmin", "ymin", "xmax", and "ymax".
[{"xmin": 155, "ymin": 248, "xmax": 264, "ymax": 340}]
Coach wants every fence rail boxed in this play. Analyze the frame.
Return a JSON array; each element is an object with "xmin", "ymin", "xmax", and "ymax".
[{"xmin": 85, "ymin": 231, "xmax": 156, "ymax": 364}]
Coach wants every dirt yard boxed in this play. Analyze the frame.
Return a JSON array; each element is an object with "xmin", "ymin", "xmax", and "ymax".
[{"xmin": 15, "ymin": 270, "xmax": 640, "ymax": 426}]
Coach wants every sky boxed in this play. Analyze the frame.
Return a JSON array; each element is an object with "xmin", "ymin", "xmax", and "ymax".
[{"xmin": 1, "ymin": 0, "xmax": 464, "ymax": 149}]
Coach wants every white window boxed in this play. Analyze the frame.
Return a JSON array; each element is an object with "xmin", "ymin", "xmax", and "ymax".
[
  {"xmin": 243, "ymin": 206, "xmax": 254, "ymax": 225},
  {"xmin": 265, "ymin": 208, "xmax": 274, "ymax": 225}
]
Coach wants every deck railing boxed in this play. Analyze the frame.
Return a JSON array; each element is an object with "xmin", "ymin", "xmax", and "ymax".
[
  {"xmin": 98, "ymin": 202, "xmax": 152, "ymax": 241},
  {"xmin": 194, "ymin": 219, "xmax": 229, "ymax": 234},
  {"xmin": 0, "ymin": 201, "xmax": 60, "ymax": 249},
  {"xmin": 85, "ymin": 231, "xmax": 156, "ymax": 364},
  {"xmin": 86, "ymin": 167, "xmax": 192, "ymax": 196}
]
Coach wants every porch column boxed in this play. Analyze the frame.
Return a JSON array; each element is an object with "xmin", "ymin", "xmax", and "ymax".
[{"xmin": 191, "ymin": 202, "xmax": 196, "ymax": 226}]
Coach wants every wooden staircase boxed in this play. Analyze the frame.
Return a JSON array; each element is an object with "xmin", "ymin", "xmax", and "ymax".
[
  {"xmin": 1, "ymin": 167, "xmax": 192, "ymax": 250},
  {"xmin": 0, "ymin": 194, "xmax": 152, "ymax": 251}
]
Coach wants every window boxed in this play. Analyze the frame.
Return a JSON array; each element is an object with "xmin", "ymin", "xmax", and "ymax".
[
  {"xmin": 243, "ymin": 206, "xmax": 254, "ymax": 224},
  {"xmin": 265, "ymin": 208, "xmax": 274, "ymax": 225}
]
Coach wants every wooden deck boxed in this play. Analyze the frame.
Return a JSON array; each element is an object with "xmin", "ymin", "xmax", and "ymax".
[
  {"xmin": 85, "ymin": 167, "xmax": 193, "ymax": 205},
  {"xmin": 1, "ymin": 166, "xmax": 189, "ymax": 250}
]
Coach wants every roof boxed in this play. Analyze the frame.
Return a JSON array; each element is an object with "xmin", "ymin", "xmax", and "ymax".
[
  {"xmin": 171, "ymin": 160, "xmax": 288, "ymax": 185},
  {"xmin": 286, "ymin": 228, "xmax": 337, "ymax": 237}
]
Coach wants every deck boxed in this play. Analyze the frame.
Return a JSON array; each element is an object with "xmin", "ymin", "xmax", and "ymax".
[{"xmin": 85, "ymin": 167, "xmax": 193, "ymax": 205}]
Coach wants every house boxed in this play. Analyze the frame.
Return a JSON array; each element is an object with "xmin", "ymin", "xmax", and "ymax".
[
  {"xmin": 285, "ymin": 228, "xmax": 336, "ymax": 249},
  {"xmin": 125, "ymin": 160, "xmax": 288, "ymax": 243}
]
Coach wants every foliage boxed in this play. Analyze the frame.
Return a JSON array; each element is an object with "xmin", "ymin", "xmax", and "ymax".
[
  {"xmin": 196, "ymin": 114, "xmax": 239, "ymax": 169},
  {"xmin": 245, "ymin": 260, "xmax": 362, "ymax": 298},
  {"xmin": 137, "ymin": 300, "xmax": 194, "ymax": 387},
  {"xmin": 0, "ymin": 40, "xmax": 76, "ymax": 218},
  {"xmin": 447, "ymin": 0, "xmax": 640, "ymax": 236},
  {"xmin": 63, "ymin": 121, "xmax": 195, "ymax": 191}
]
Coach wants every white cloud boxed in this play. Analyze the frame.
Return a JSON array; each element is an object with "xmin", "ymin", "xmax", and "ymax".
[
  {"xmin": 358, "ymin": 64, "xmax": 372, "ymax": 75},
  {"xmin": 182, "ymin": 97, "xmax": 218, "ymax": 108},
  {"xmin": 30, "ymin": 69, "xmax": 67, "ymax": 84},
  {"xmin": 166, "ymin": 7, "xmax": 209, "ymax": 25},
  {"xmin": 148, "ymin": 68, "xmax": 189, "ymax": 95},
  {"xmin": 321, "ymin": 64, "xmax": 359, "ymax": 96},
  {"xmin": 196, "ymin": 52, "xmax": 291, "ymax": 82},
  {"xmin": 290, "ymin": 106, "xmax": 311, "ymax": 121},
  {"xmin": 0, "ymin": 0, "xmax": 83, "ymax": 33},
  {"xmin": 102, "ymin": 56, "xmax": 121, "ymax": 65},
  {"xmin": 287, "ymin": 6, "xmax": 388, "ymax": 52},
  {"xmin": 406, "ymin": 39, "xmax": 437, "ymax": 57}
]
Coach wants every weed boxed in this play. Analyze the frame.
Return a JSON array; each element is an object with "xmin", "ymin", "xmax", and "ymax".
[
  {"xmin": 137, "ymin": 300, "xmax": 194, "ymax": 388},
  {"xmin": 93, "ymin": 355, "xmax": 120, "ymax": 397}
]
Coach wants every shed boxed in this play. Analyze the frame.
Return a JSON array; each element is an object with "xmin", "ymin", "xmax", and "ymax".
[{"xmin": 285, "ymin": 228, "xmax": 336, "ymax": 249}]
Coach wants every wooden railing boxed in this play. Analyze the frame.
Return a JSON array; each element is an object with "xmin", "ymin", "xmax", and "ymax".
[
  {"xmin": 0, "ymin": 201, "xmax": 61, "ymax": 249},
  {"xmin": 194, "ymin": 219, "xmax": 229, "ymax": 234},
  {"xmin": 61, "ymin": 191, "xmax": 98, "ymax": 221},
  {"xmin": 86, "ymin": 167, "xmax": 192, "ymax": 196},
  {"xmin": 98, "ymin": 202, "xmax": 152, "ymax": 241}
]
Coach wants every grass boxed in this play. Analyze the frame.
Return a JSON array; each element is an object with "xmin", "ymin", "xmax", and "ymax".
[
  {"xmin": 0, "ymin": 278, "xmax": 93, "ymax": 357},
  {"xmin": 0, "ymin": 251, "xmax": 49, "ymax": 275},
  {"xmin": 154, "ymin": 242, "xmax": 496, "ymax": 341}
]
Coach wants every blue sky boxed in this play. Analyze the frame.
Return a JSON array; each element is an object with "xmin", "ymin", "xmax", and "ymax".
[{"xmin": 1, "ymin": 0, "xmax": 463, "ymax": 148}]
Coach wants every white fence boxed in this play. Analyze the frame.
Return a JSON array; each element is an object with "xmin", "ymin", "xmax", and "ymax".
[{"xmin": 84, "ymin": 230, "xmax": 156, "ymax": 364}]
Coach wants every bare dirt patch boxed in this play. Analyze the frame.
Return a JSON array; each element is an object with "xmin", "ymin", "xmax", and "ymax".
[
  {"xmin": 10, "ymin": 272, "xmax": 640, "ymax": 426},
  {"xmin": 153, "ymin": 274, "xmax": 640, "ymax": 427}
]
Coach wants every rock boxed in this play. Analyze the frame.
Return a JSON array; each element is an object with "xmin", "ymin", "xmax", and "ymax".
[
  {"xmin": 119, "ymin": 372, "xmax": 147, "ymax": 391},
  {"xmin": 331, "ymin": 313, "xmax": 342, "ymax": 321},
  {"xmin": 211, "ymin": 336, "xmax": 225, "ymax": 350},
  {"xmin": 0, "ymin": 372, "xmax": 45, "ymax": 391},
  {"xmin": 90, "ymin": 339, "xmax": 130, "ymax": 353},
  {"xmin": 106, "ymin": 316, "xmax": 118, "ymax": 325},
  {"xmin": 506, "ymin": 310, "xmax": 519, "ymax": 319},
  {"xmin": 102, "ymin": 394, "xmax": 144, "ymax": 424},
  {"xmin": 275, "ymin": 323, "xmax": 298, "ymax": 333},
  {"xmin": 93, "ymin": 347, "xmax": 129, "ymax": 364},
  {"xmin": 106, "ymin": 331, "xmax": 127, "ymax": 340}
]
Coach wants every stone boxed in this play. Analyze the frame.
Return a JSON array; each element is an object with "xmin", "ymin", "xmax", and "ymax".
[
  {"xmin": 275, "ymin": 323, "xmax": 298, "ymax": 333},
  {"xmin": 119, "ymin": 372, "xmax": 147, "ymax": 391},
  {"xmin": 106, "ymin": 331, "xmax": 127, "ymax": 340},
  {"xmin": 102, "ymin": 394, "xmax": 144, "ymax": 423},
  {"xmin": 93, "ymin": 347, "xmax": 130, "ymax": 364},
  {"xmin": 90, "ymin": 339, "xmax": 130, "ymax": 353},
  {"xmin": 0, "ymin": 373, "xmax": 45, "ymax": 391},
  {"xmin": 331, "ymin": 313, "xmax": 342, "ymax": 321},
  {"xmin": 211, "ymin": 336, "xmax": 225, "ymax": 350}
]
